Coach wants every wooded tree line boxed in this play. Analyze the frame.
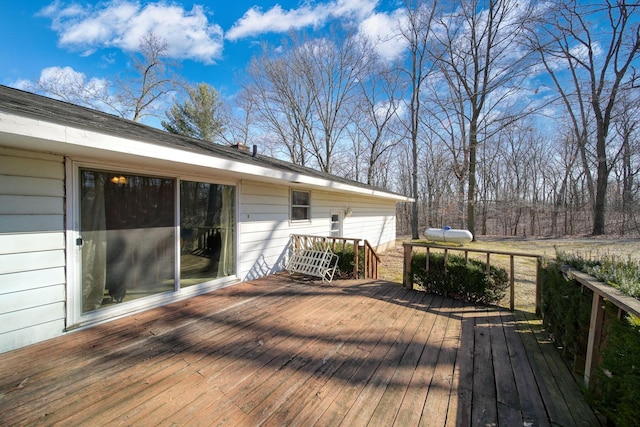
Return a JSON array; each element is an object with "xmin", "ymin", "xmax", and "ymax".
[{"xmin": 31, "ymin": 0, "xmax": 640, "ymax": 238}]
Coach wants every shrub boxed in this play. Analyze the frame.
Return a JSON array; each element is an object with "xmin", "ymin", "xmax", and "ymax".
[
  {"xmin": 592, "ymin": 310, "xmax": 640, "ymax": 426},
  {"xmin": 557, "ymin": 251, "xmax": 640, "ymax": 300},
  {"xmin": 333, "ymin": 244, "xmax": 363, "ymax": 279},
  {"xmin": 540, "ymin": 260, "xmax": 592, "ymax": 364},
  {"xmin": 541, "ymin": 257, "xmax": 640, "ymax": 425},
  {"xmin": 410, "ymin": 252, "xmax": 508, "ymax": 305}
]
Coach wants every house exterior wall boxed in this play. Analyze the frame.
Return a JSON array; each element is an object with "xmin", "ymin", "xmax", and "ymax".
[
  {"xmin": 0, "ymin": 147, "xmax": 67, "ymax": 353},
  {"xmin": 0, "ymin": 149, "xmax": 400, "ymax": 354},
  {"xmin": 238, "ymin": 180, "xmax": 397, "ymax": 281}
]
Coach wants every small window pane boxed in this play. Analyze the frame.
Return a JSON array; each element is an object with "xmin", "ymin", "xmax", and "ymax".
[
  {"xmin": 292, "ymin": 190, "xmax": 310, "ymax": 206},
  {"xmin": 330, "ymin": 213, "xmax": 340, "ymax": 236},
  {"xmin": 292, "ymin": 206, "xmax": 309, "ymax": 221},
  {"xmin": 291, "ymin": 190, "xmax": 310, "ymax": 221}
]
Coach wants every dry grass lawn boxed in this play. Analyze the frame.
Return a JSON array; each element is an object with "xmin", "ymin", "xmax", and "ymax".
[{"xmin": 378, "ymin": 236, "xmax": 640, "ymax": 313}]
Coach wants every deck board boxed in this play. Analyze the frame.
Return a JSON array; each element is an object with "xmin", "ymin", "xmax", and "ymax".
[
  {"xmin": 500, "ymin": 310, "xmax": 550, "ymax": 427},
  {"xmin": 0, "ymin": 274, "xmax": 601, "ymax": 426}
]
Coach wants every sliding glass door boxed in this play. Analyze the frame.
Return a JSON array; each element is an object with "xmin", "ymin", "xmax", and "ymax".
[
  {"xmin": 180, "ymin": 181, "xmax": 235, "ymax": 286},
  {"xmin": 80, "ymin": 169, "xmax": 176, "ymax": 312},
  {"xmin": 78, "ymin": 167, "xmax": 236, "ymax": 316}
]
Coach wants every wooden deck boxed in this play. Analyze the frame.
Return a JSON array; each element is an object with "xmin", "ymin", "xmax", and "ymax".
[{"xmin": 0, "ymin": 275, "xmax": 600, "ymax": 426}]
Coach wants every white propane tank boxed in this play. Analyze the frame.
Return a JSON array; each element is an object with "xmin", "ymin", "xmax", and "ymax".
[{"xmin": 424, "ymin": 226, "xmax": 473, "ymax": 244}]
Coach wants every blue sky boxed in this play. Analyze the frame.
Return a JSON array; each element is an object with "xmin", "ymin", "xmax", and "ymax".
[{"xmin": 0, "ymin": 0, "xmax": 405, "ymax": 118}]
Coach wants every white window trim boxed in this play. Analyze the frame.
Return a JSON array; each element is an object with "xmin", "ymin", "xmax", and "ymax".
[{"xmin": 290, "ymin": 189, "xmax": 312, "ymax": 223}]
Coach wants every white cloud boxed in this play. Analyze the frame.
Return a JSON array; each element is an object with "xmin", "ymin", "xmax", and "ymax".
[
  {"xmin": 331, "ymin": 0, "xmax": 379, "ymax": 21},
  {"xmin": 358, "ymin": 9, "xmax": 407, "ymax": 62},
  {"xmin": 225, "ymin": 0, "xmax": 408, "ymax": 63},
  {"xmin": 14, "ymin": 66, "xmax": 126, "ymax": 114},
  {"xmin": 32, "ymin": 66, "xmax": 110, "ymax": 97},
  {"xmin": 40, "ymin": 1, "xmax": 224, "ymax": 63},
  {"xmin": 226, "ymin": 0, "xmax": 379, "ymax": 41},
  {"xmin": 226, "ymin": 4, "xmax": 324, "ymax": 41}
]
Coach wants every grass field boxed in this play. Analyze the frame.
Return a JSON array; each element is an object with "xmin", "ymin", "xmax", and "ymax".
[{"xmin": 378, "ymin": 236, "xmax": 640, "ymax": 313}]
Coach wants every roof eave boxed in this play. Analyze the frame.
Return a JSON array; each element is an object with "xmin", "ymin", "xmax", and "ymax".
[{"xmin": 0, "ymin": 111, "xmax": 412, "ymax": 202}]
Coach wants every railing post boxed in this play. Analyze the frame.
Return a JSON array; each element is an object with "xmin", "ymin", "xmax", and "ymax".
[
  {"xmin": 486, "ymin": 253, "xmax": 491, "ymax": 275},
  {"xmin": 403, "ymin": 243, "xmax": 413, "ymax": 290},
  {"xmin": 426, "ymin": 247, "xmax": 430, "ymax": 272},
  {"xmin": 373, "ymin": 248, "xmax": 378, "ymax": 279},
  {"xmin": 354, "ymin": 239, "xmax": 361, "ymax": 279},
  {"xmin": 535, "ymin": 257, "xmax": 542, "ymax": 315},
  {"xmin": 510, "ymin": 255, "xmax": 515, "ymax": 311},
  {"xmin": 584, "ymin": 292, "xmax": 605, "ymax": 387},
  {"xmin": 363, "ymin": 242, "xmax": 369, "ymax": 279}
]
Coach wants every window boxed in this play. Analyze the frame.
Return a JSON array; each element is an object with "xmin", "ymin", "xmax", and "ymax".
[
  {"xmin": 330, "ymin": 212, "xmax": 341, "ymax": 237},
  {"xmin": 291, "ymin": 190, "xmax": 311, "ymax": 221}
]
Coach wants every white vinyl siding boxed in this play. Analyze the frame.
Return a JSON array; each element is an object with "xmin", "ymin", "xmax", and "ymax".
[
  {"xmin": 238, "ymin": 182, "xmax": 397, "ymax": 281},
  {"xmin": 238, "ymin": 182, "xmax": 292, "ymax": 280},
  {"xmin": 311, "ymin": 189, "xmax": 397, "ymax": 248},
  {"xmin": 0, "ymin": 148, "xmax": 66, "ymax": 353}
]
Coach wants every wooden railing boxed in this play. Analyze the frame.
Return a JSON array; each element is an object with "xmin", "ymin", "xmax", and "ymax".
[
  {"xmin": 402, "ymin": 242, "xmax": 542, "ymax": 311},
  {"xmin": 290, "ymin": 234, "xmax": 380, "ymax": 279},
  {"xmin": 561, "ymin": 266, "xmax": 640, "ymax": 387},
  {"xmin": 363, "ymin": 240, "xmax": 380, "ymax": 279}
]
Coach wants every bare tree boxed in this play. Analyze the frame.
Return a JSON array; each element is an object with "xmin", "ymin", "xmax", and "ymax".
[
  {"xmin": 430, "ymin": 0, "xmax": 539, "ymax": 238},
  {"xmin": 240, "ymin": 40, "xmax": 313, "ymax": 165},
  {"xmin": 398, "ymin": 0, "xmax": 439, "ymax": 239},
  {"xmin": 31, "ymin": 32, "xmax": 181, "ymax": 123},
  {"xmin": 353, "ymin": 54, "xmax": 404, "ymax": 186},
  {"xmin": 117, "ymin": 32, "xmax": 182, "ymax": 122},
  {"xmin": 612, "ymin": 92, "xmax": 640, "ymax": 234},
  {"xmin": 423, "ymin": 76, "xmax": 469, "ymax": 229},
  {"xmin": 535, "ymin": 0, "xmax": 640, "ymax": 235},
  {"xmin": 240, "ymin": 30, "xmax": 371, "ymax": 173},
  {"xmin": 30, "ymin": 67, "xmax": 116, "ymax": 113},
  {"xmin": 298, "ymin": 30, "xmax": 369, "ymax": 173},
  {"xmin": 221, "ymin": 90, "xmax": 256, "ymax": 148}
]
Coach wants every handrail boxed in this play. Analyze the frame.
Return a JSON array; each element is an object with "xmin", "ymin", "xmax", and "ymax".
[
  {"xmin": 290, "ymin": 234, "xmax": 380, "ymax": 279},
  {"xmin": 363, "ymin": 240, "xmax": 380, "ymax": 279},
  {"xmin": 561, "ymin": 266, "xmax": 640, "ymax": 318},
  {"xmin": 560, "ymin": 266, "xmax": 640, "ymax": 387},
  {"xmin": 402, "ymin": 242, "xmax": 543, "ymax": 312}
]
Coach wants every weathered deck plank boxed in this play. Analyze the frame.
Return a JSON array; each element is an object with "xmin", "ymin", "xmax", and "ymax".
[
  {"xmin": 472, "ymin": 306, "xmax": 499, "ymax": 425},
  {"xmin": 0, "ymin": 275, "xmax": 601, "ymax": 426},
  {"xmin": 515, "ymin": 310, "xmax": 602, "ymax": 426},
  {"xmin": 368, "ymin": 293, "xmax": 437, "ymax": 426},
  {"xmin": 500, "ymin": 310, "xmax": 551, "ymax": 427},
  {"xmin": 490, "ymin": 308, "xmax": 524, "ymax": 427}
]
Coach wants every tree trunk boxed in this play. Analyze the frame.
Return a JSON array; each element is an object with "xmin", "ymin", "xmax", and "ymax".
[
  {"xmin": 467, "ymin": 123, "xmax": 477, "ymax": 238},
  {"xmin": 412, "ymin": 136, "xmax": 420, "ymax": 239},
  {"xmin": 592, "ymin": 124, "xmax": 608, "ymax": 235}
]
